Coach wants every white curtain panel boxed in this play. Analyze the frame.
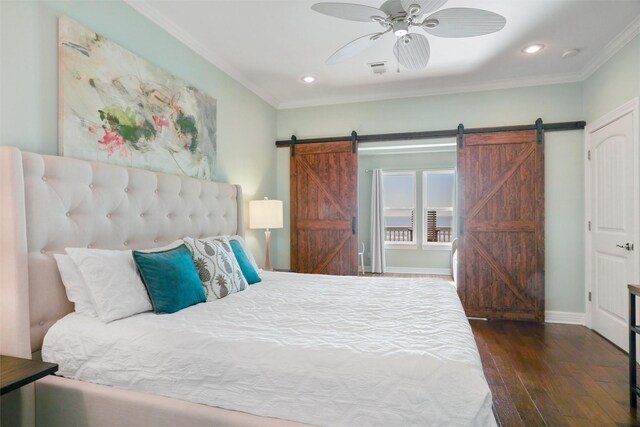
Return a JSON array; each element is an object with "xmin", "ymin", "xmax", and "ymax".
[{"xmin": 370, "ymin": 169, "xmax": 386, "ymax": 273}]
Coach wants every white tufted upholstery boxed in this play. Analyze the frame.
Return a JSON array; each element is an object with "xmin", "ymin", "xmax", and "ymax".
[{"xmin": 0, "ymin": 146, "xmax": 243, "ymax": 354}]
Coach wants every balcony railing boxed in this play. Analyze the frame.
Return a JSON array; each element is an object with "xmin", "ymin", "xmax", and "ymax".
[
  {"xmin": 385, "ymin": 227, "xmax": 414, "ymax": 242},
  {"xmin": 430, "ymin": 227, "xmax": 452, "ymax": 243}
]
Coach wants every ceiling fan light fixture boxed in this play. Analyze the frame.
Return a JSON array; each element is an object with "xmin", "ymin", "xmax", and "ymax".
[
  {"xmin": 393, "ymin": 21, "xmax": 409, "ymax": 37},
  {"xmin": 522, "ymin": 44, "xmax": 544, "ymax": 54},
  {"xmin": 301, "ymin": 75, "xmax": 316, "ymax": 83},
  {"xmin": 312, "ymin": 1, "xmax": 507, "ymax": 71}
]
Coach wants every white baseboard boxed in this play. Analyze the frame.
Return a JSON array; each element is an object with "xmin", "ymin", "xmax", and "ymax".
[
  {"xmin": 545, "ymin": 310, "xmax": 586, "ymax": 325},
  {"xmin": 362, "ymin": 265, "xmax": 452, "ymax": 275}
]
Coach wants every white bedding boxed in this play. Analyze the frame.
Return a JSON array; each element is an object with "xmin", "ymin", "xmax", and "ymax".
[{"xmin": 42, "ymin": 271, "xmax": 495, "ymax": 427}]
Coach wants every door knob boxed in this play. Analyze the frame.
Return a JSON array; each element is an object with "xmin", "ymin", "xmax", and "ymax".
[{"xmin": 616, "ymin": 243, "xmax": 634, "ymax": 251}]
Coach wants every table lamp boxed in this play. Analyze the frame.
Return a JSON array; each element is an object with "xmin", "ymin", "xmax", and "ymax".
[{"xmin": 249, "ymin": 198, "xmax": 283, "ymax": 271}]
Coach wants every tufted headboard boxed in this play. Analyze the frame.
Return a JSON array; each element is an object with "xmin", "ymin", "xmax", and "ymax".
[{"xmin": 0, "ymin": 146, "xmax": 244, "ymax": 357}]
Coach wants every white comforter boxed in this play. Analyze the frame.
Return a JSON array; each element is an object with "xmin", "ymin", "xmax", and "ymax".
[{"xmin": 43, "ymin": 272, "xmax": 495, "ymax": 427}]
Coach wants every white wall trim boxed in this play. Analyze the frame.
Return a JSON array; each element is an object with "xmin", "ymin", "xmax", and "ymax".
[
  {"xmin": 579, "ymin": 15, "xmax": 640, "ymax": 80},
  {"xmin": 584, "ymin": 97, "xmax": 640, "ymax": 329},
  {"xmin": 545, "ymin": 311, "xmax": 586, "ymax": 325},
  {"xmin": 277, "ymin": 72, "xmax": 583, "ymax": 110},
  {"xmin": 363, "ymin": 265, "xmax": 452, "ymax": 275},
  {"xmin": 124, "ymin": 0, "xmax": 280, "ymax": 108}
]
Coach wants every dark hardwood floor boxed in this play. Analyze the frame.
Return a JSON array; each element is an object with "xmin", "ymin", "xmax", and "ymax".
[
  {"xmin": 365, "ymin": 273, "xmax": 637, "ymax": 426},
  {"xmin": 472, "ymin": 320, "xmax": 638, "ymax": 427}
]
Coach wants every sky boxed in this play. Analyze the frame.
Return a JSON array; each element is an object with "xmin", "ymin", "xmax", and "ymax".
[{"xmin": 383, "ymin": 172, "xmax": 454, "ymax": 209}]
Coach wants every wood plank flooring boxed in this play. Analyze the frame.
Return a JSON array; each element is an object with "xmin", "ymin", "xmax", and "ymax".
[
  {"xmin": 472, "ymin": 320, "xmax": 638, "ymax": 427},
  {"xmin": 366, "ymin": 273, "xmax": 637, "ymax": 426}
]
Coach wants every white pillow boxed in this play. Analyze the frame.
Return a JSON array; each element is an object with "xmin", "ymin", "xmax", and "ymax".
[
  {"xmin": 66, "ymin": 248, "xmax": 152, "ymax": 323},
  {"xmin": 137, "ymin": 240, "xmax": 183, "ymax": 253},
  {"xmin": 54, "ymin": 254, "xmax": 98, "ymax": 318}
]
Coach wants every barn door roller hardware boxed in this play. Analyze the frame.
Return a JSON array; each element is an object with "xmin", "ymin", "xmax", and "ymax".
[
  {"xmin": 457, "ymin": 123, "xmax": 465, "ymax": 148},
  {"xmin": 351, "ymin": 131, "xmax": 358, "ymax": 153},
  {"xmin": 536, "ymin": 118, "xmax": 543, "ymax": 144},
  {"xmin": 290, "ymin": 135, "xmax": 297, "ymax": 156}
]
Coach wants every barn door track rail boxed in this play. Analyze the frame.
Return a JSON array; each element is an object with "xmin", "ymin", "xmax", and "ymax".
[{"xmin": 276, "ymin": 119, "xmax": 586, "ymax": 148}]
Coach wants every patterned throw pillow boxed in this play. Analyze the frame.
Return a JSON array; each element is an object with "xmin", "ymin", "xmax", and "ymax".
[{"xmin": 182, "ymin": 237, "xmax": 248, "ymax": 300}]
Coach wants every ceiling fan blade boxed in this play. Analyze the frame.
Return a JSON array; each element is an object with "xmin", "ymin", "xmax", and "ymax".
[
  {"xmin": 393, "ymin": 33, "xmax": 430, "ymax": 70},
  {"xmin": 401, "ymin": 0, "xmax": 448, "ymax": 15},
  {"xmin": 327, "ymin": 32, "xmax": 384, "ymax": 65},
  {"xmin": 423, "ymin": 8, "xmax": 506, "ymax": 38},
  {"xmin": 311, "ymin": 3, "xmax": 386, "ymax": 22}
]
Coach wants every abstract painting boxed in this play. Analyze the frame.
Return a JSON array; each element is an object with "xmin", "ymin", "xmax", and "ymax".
[{"xmin": 59, "ymin": 17, "xmax": 216, "ymax": 179}]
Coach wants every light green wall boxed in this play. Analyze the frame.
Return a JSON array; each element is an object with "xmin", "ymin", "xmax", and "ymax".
[
  {"xmin": 583, "ymin": 34, "xmax": 640, "ymax": 122},
  {"xmin": 358, "ymin": 150, "xmax": 456, "ymax": 272},
  {"xmin": 276, "ymin": 83, "xmax": 585, "ymax": 313},
  {"xmin": 0, "ymin": 0, "xmax": 277, "ymax": 265}
]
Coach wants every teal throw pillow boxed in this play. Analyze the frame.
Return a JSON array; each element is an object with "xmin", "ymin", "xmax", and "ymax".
[
  {"xmin": 230, "ymin": 239, "xmax": 261, "ymax": 284},
  {"xmin": 133, "ymin": 244, "xmax": 206, "ymax": 314}
]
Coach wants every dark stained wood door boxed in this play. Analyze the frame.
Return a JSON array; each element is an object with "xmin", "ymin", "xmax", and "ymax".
[
  {"xmin": 290, "ymin": 141, "xmax": 358, "ymax": 275},
  {"xmin": 457, "ymin": 130, "xmax": 544, "ymax": 321}
]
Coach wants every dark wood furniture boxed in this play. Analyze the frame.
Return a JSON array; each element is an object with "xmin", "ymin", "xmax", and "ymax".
[
  {"xmin": 629, "ymin": 284, "xmax": 640, "ymax": 408},
  {"xmin": 290, "ymin": 140, "xmax": 358, "ymax": 275},
  {"xmin": 457, "ymin": 130, "xmax": 544, "ymax": 321},
  {"xmin": 1, "ymin": 355, "xmax": 58, "ymax": 395}
]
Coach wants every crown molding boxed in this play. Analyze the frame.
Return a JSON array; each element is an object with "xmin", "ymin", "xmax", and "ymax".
[
  {"xmin": 280, "ymin": 15, "xmax": 640, "ymax": 110},
  {"xmin": 124, "ymin": 0, "xmax": 280, "ymax": 108},
  {"xmin": 278, "ymin": 72, "xmax": 583, "ymax": 109},
  {"xmin": 579, "ymin": 14, "xmax": 640, "ymax": 80},
  {"xmin": 126, "ymin": 0, "xmax": 639, "ymax": 111}
]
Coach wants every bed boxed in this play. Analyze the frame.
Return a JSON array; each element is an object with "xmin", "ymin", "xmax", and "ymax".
[{"xmin": 0, "ymin": 146, "xmax": 495, "ymax": 427}]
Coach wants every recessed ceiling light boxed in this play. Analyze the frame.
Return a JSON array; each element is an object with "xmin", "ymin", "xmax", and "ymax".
[
  {"xmin": 301, "ymin": 76, "xmax": 316, "ymax": 83},
  {"xmin": 522, "ymin": 44, "xmax": 544, "ymax": 54}
]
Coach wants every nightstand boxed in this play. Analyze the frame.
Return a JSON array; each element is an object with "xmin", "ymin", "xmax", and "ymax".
[
  {"xmin": 1, "ymin": 355, "xmax": 58, "ymax": 395},
  {"xmin": 629, "ymin": 284, "xmax": 640, "ymax": 408}
]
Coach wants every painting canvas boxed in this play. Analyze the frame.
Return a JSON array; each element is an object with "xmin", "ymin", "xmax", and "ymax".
[{"xmin": 59, "ymin": 17, "xmax": 216, "ymax": 179}]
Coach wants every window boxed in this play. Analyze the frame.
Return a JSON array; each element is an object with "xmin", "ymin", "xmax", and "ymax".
[
  {"xmin": 423, "ymin": 170, "xmax": 455, "ymax": 247},
  {"xmin": 382, "ymin": 171, "xmax": 416, "ymax": 244}
]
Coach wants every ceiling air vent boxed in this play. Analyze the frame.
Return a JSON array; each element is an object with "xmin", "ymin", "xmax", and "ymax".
[{"xmin": 368, "ymin": 62, "xmax": 387, "ymax": 75}]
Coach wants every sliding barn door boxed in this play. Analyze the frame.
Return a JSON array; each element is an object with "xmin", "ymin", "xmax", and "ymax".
[
  {"xmin": 457, "ymin": 130, "xmax": 544, "ymax": 321},
  {"xmin": 290, "ymin": 141, "xmax": 358, "ymax": 275}
]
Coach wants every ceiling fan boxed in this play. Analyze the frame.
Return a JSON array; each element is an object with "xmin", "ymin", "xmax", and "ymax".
[{"xmin": 311, "ymin": 0, "xmax": 507, "ymax": 70}]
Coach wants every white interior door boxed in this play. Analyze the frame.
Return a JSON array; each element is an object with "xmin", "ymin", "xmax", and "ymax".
[{"xmin": 587, "ymin": 99, "xmax": 639, "ymax": 351}]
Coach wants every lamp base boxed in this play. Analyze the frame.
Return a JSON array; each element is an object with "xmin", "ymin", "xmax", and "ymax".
[{"xmin": 263, "ymin": 229, "xmax": 273, "ymax": 271}]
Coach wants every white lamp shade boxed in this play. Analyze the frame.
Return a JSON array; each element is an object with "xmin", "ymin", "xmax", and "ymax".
[{"xmin": 249, "ymin": 199, "xmax": 283, "ymax": 229}]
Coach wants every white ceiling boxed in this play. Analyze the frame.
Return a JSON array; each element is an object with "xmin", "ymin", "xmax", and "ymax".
[{"xmin": 128, "ymin": 0, "xmax": 640, "ymax": 109}]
